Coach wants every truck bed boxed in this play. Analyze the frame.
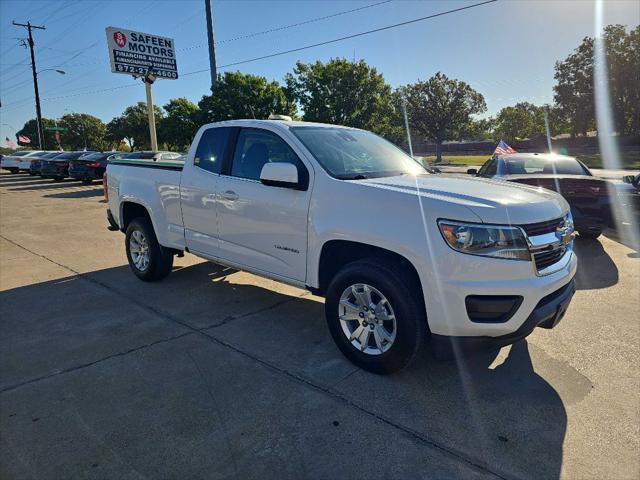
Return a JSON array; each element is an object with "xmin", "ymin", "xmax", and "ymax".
[{"xmin": 109, "ymin": 158, "xmax": 184, "ymax": 171}]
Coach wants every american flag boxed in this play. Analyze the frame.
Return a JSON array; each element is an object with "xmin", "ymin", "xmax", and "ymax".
[
  {"xmin": 18, "ymin": 134, "xmax": 31, "ymax": 144},
  {"xmin": 494, "ymin": 140, "xmax": 517, "ymax": 155},
  {"xmin": 4, "ymin": 137, "xmax": 16, "ymax": 149}
]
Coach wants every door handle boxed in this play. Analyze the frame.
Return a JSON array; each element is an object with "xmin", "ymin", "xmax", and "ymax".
[{"xmin": 221, "ymin": 190, "xmax": 239, "ymax": 201}]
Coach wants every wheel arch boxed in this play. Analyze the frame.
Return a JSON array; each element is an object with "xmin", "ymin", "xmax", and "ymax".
[
  {"xmin": 315, "ymin": 240, "xmax": 425, "ymax": 304},
  {"xmin": 120, "ymin": 201, "xmax": 152, "ymax": 232}
]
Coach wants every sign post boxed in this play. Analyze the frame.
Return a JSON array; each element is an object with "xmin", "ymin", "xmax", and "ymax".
[
  {"xmin": 145, "ymin": 81, "xmax": 158, "ymax": 151},
  {"xmin": 105, "ymin": 27, "xmax": 178, "ymax": 151}
]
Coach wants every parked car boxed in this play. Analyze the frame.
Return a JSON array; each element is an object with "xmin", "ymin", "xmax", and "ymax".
[
  {"xmin": 622, "ymin": 173, "xmax": 640, "ymax": 192},
  {"xmin": 26, "ymin": 151, "xmax": 63, "ymax": 175},
  {"xmin": 106, "ymin": 119, "xmax": 577, "ymax": 374},
  {"xmin": 1, "ymin": 151, "xmax": 43, "ymax": 173},
  {"xmin": 68, "ymin": 152, "xmax": 116, "ymax": 183},
  {"xmin": 469, "ymin": 153, "xmax": 612, "ymax": 239},
  {"xmin": 41, "ymin": 151, "xmax": 95, "ymax": 181}
]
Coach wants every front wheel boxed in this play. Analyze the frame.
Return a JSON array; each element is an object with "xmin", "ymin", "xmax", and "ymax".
[
  {"xmin": 325, "ymin": 259, "xmax": 427, "ymax": 374},
  {"xmin": 125, "ymin": 217, "xmax": 174, "ymax": 281},
  {"xmin": 578, "ymin": 228, "xmax": 602, "ymax": 239}
]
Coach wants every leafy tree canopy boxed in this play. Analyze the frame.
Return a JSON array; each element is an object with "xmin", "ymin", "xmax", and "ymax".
[
  {"xmin": 58, "ymin": 113, "xmax": 108, "ymax": 151},
  {"xmin": 106, "ymin": 102, "xmax": 164, "ymax": 150},
  {"xmin": 17, "ymin": 118, "xmax": 58, "ymax": 150},
  {"xmin": 198, "ymin": 71, "xmax": 296, "ymax": 124},
  {"xmin": 554, "ymin": 24, "xmax": 639, "ymax": 136},
  {"xmin": 400, "ymin": 72, "xmax": 486, "ymax": 161},
  {"xmin": 285, "ymin": 58, "xmax": 400, "ymax": 141},
  {"xmin": 158, "ymin": 98, "xmax": 199, "ymax": 151}
]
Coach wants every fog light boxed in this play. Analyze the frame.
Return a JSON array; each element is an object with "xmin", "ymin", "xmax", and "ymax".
[{"xmin": 465, "ymin": 295, "xmax": 523, "ymax": 323}]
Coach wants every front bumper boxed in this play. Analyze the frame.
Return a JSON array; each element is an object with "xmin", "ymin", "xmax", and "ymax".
[{"xmin": 432, "ymin": 278, "xmax": 576, "ymax": 357}]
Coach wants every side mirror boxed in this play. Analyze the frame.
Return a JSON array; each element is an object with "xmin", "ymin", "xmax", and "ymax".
[
  {"xmin": 260, "ymin": 162, "xmax": 301, "ymax": 189},
  {"xmin": 467, "ymin": 168, "xmax": 478, "ymax": 175},
  {"xmin": 622, "ymin": 175, "xmax": 634, "ymax": 184}
]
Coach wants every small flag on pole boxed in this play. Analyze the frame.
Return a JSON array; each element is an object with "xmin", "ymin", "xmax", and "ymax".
[
  {"xmin": 4, "ymin": 137, "xmax": 16, "ymax": 149},
  {"xmin": 494, "ymin": 140, "xmax": 517, "ymax": 155},
  {"xmin": 18, "ymin": 134, "xmax": 31, "ymax": 144}
]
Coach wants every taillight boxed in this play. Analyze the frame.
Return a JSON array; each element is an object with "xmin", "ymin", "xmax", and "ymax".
[
  {"xmin": 102, "ymin": 173, "xmax": 108, "ymax": 201},
  {"xmin": 87, "ymin": 162, "xmax": 102, "ymax": 167}
]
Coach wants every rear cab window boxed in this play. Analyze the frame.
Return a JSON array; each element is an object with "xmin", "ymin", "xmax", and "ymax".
[{"xmin": 194, "ymin": 127, "xmax": 233, "ymax": 174}]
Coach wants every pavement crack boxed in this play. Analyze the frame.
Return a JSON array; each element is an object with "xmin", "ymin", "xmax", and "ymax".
[
  {"xmin": 0, "ymin": 332, "xmax": 194, "ymax": 394},
  {"xmin": 199, "ymin": 296, "xmax": 302, "ymax": 330}
]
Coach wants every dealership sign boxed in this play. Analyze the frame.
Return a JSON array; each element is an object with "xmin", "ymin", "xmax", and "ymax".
[{"xmin": 105, "ymin": 27, "xmax": 178, "ymax": 79}]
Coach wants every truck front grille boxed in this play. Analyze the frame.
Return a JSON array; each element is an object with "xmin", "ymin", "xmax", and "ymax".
[
  {"xmin": 521, "ymin": 217, "xmax": 564, "ymax": 236},
  {"xmin": 533, "ymin": 246, "xmax": 566, "ymax": 271}
]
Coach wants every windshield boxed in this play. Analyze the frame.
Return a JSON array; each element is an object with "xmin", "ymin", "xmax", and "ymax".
[
  {"xmin": 42, "ymin": 152, "xmax": 62, "ymax": 159},
  {"xmin": 503, "ymin": 156, "xmax": 589, "ymax": 176},
  {"xmin": 10, "ymin": 151, "xmax": 33, "ymax": 157},
  {"xmin": 291, "ymin": 127, "xmax": 426, "ymax": 179}
]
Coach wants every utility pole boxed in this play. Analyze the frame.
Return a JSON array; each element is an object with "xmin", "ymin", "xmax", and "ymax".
[
  {"xmin": 13, "ymin": 21, "xmax": 46, "ymax": 150},
  {"xmin": 204, "ymin": 0, "xmax": 217, "ymax": 91}
]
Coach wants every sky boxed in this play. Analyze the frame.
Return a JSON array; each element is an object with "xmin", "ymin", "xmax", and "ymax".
[{"xmin": 1, "ymin": 0, "xmax": 638, "ymax": 144}]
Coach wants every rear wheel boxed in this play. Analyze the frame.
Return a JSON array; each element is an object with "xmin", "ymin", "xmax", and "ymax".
[
  {"xmin": 82, "ymin": 179, "xmax": 93, "ymax": 185},
  {"xmin": 53, "ymin": 177, "xmax": 63, "ymax": 182},
  {"xmin": 125, "ymin": 217, "xmax": 173, "ymax": 281},
  {"xmin": 325, "ymin": 259, "xmax": 426, "ymax": 374}
]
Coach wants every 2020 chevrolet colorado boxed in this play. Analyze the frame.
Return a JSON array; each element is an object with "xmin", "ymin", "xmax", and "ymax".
[{"xmin": 106, "ymin": 119, "xmax": 577, "ymax": 373}]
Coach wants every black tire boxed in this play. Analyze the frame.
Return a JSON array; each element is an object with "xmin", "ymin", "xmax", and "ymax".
[
  {"xmin": 325, "ymin": 259, "xmax": 427, "ymax": 374},
  {"xmin": 53, "ymin": 177, "xmax": 63, "ymax": 182},
  {"xmin": 578, "ymin": 229, "xmax": 602, "ymax": 239},
  {"xmin": 125, "ymin": 217, "xmax": 173, "ymax": 282},
  {"xmin": 29, "ymin": 172, "xmax": 36, "ymax": 176},
  {"xmin": 81, "ymin": 179, "xmax": 93, "ymax": 185},
  {"xmin": 8, "ymin": 168, "xmax": 18, "ymax": 174}
]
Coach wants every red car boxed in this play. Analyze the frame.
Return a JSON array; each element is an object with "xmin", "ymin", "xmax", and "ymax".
[{"xmin": 469, "ymin": 153, "xmax": 612, "ymax": 239}]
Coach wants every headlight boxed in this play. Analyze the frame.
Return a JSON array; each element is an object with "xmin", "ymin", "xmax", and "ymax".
[{"xmin": 438, "ymin": 220, "xmax": 530, "ymax": 261}]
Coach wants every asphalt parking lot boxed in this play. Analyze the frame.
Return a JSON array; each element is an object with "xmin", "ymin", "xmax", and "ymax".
[{"xmin": 0, "ymin": 172, "xmax": 638, "ymax": 480}]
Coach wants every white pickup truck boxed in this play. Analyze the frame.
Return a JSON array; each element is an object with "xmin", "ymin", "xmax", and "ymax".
[{"xmin": 106, "ymin": 119, "xmax": 577, "ymax": 373}]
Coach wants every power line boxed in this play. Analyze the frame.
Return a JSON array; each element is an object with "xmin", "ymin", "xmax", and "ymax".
[
  {"xmin": 2, "ymin": 0, "xmax": 497, "ymax": 112},
  {"xmin": 177, "ymin": 0, "xmax": 393, "ymax": 53},
  {"xmin": 187, "ymin": 0, "xmax": 498, "ymax": 72},
  {"xmin": 217, "ymin": 0, "xmax": 393, "ymax": 45}
]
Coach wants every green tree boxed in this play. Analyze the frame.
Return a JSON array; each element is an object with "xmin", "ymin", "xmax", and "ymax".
[
  {"xmin": 494, "ymin": 102, "xmax": 545, "ymax": 141},
  {"xmin": 198, "ymin": 71, "xmax": 295, "ymax": 124},
  {"xmin": 400, "ymin": 72, "xmax": 486, "ymax": 162},
  {"xmin": 58, "ymin": 113, "xmax": 107, "ymax": 151},
  {"xmin": 285, "ymin": 58, "xmax": 400, "ymax": 141},
  {"xmin": 456, "ymin": 117, "xmax": 495, "ymax": 141},
  {"xmin": 159, "ymin": 98, "xmax": 199, "ymax": 151},
  {"xmin": 106, "ymin": 102, "xmax": 164, "ymax": 150},
  {"xmin": 554, "ymin": 24, "xmax": 639, "ymax": 136},
  {"xmin": 17, "ymin": 118, "xmax": 58, "ymax": 149}
]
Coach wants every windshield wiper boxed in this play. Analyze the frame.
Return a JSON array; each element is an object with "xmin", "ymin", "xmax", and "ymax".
[{"xmin": 337, "ymin": 174, "xmax": 368, "ymax": 180}]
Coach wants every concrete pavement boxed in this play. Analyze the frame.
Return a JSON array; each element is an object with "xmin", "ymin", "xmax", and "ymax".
[{"xmin": 0, "ymin": 172, "xmax": 638, "ymax": 479}]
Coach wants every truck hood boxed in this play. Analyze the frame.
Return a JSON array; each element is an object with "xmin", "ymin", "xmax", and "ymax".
[{"xmin": 358, "ymin": 174, "xmax": 569, "ymax": 225}]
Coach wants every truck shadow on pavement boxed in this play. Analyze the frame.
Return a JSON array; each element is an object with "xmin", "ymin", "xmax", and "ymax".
[
  {"xmin": 573, "ymin": 238, "xmax": 618, "ymax": 289},
  {"xmin": 0, "ymin": 260, "xmax": 589, "ymax": 479},
  {"xmin": 44, "ymin": 187, "xmax": 104, "ymax": 199}
]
